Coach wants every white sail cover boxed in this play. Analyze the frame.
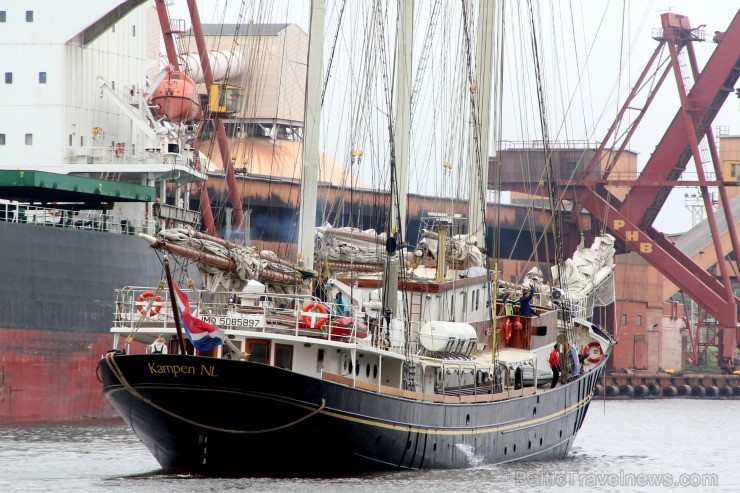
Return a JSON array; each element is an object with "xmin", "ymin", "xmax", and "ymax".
[
  {"xmin": 414, "ymin": 229, "xmax": 484, "ymax": 267},
  {"xmin": 315, "ymin": 224, "xmax": 387, "ymax": 265},
  {"xmin": 551, "ymin": 234, "xmax": 616, "ymax": 319}
]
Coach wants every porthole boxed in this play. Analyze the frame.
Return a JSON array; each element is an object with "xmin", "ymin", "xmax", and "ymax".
[
  {"xmin": 539, "ymin": 437, "xmax": 543, "ymax": 446},
  {"xmin": 513, "ymin": 444, "xmax": 517, "ymax": 453},
  {"xmin": 355, "ymin": 362, "xmax": 360, "ymax": 375},
  {"xmin": 433, "ymin": 443, "xmax": 437, "ymax": 452},
  {"xmin": 559, "ymin": 430, "xmax": 562, "ymax": 438},
  {"xmin": 466, "ymin": 414, "xmax": 471, "ymax": 425},
  {"xmin": 366, "ymin": 363, "xmax": 370, "ymax": 377},
  {"xmin": 533, "ymin": 407, "xmax": 537, "ymax": 417},
  {"xmin": 504, "ymin": 446, "xmax": 507, "ymax": 455},
  {"xmin": 373, "ymin": 364, "xmax": 378, "ymax": 378},
  {"xmin": 528, "ymin": 440, "xmax": 532, "ymax": 450}
]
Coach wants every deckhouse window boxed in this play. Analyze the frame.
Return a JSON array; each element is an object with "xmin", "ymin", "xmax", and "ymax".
[
  {"xmin": 621, "ymin": 313, "xmax": 627, "ymax": 326},
  {"xmin": 25, "ymin": 11, "xmax": 33, "ymax": 22},
  {"xmin": 0, "ymin": 134, "xmax": 5, "ymax": 145},
  {"xmin": 4, "ymin": 72, "xmax": 11, "ymax": 84},
  {"xmin": 39, "ymin": 72, "xmax": 46, "ymax": 84},
  {"xmin": 275, "ymin": 344, "xmax": 293, "ymax": 370},
  {"xmin": 0, "ymin": 11, "xmax": 6, "ymax": 22},
  {"xmin": 132, "ymin": 25, "xmax": 136, "ymax": 37},
  {"xmin": 25, "ymin": 133, "xmax": 33, "ymax": 145}
]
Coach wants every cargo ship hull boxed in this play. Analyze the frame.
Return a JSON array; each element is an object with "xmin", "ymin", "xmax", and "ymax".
[{"xmin": 0, "ymin": 221, "xmax": 165, "ymax": 423}]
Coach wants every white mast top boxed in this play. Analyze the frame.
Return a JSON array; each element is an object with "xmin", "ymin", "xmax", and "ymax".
[
  {"xmin": 468, "ymin": 0, "xmax": 496, "ymax": 250},
  {"xmin": 297, "ymin": 0, "xmax": 325, "ymax": 270},
  {"xmin": 391, "ymin": 0, "xmax": 413, "ymax": 239}
]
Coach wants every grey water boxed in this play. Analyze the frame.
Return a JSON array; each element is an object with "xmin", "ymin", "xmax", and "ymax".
[{"xmin": 1, "ymin": 399, "xmax": 737, "ymax": 493}]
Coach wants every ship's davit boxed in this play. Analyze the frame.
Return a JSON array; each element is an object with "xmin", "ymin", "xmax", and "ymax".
[{"xmin": 151, "ymin": 70, "xmax": 200, "ymax": 122}]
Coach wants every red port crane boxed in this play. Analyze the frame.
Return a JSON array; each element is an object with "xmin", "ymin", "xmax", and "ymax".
[{"xmin": 567, "ymin": 11, "xmax": 740, "ymax": 371}]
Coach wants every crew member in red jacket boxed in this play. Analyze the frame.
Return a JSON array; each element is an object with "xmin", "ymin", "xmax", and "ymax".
[{"xmin": 548, "ymin": 343, "xmax": 560, "ymax": 388}]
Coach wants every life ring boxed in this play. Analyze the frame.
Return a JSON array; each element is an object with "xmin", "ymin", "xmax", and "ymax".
[
  {"xmin": 513, "ymin": 316, "xmax": 523, "ymax": 331},
  {"xmin": 301, "ymin": 301, "xmax": 328, "ymax": 329},
  {"xmin": 136, "ymin": 291, "xmax": 162, "ymax": 317},
  {"xmin": 586, "ymin": 341, "xmax": 603, "ymax": 364},
  {"xmin": 503, "ymin": 318, "xmax": 512, "ymax": 342}
]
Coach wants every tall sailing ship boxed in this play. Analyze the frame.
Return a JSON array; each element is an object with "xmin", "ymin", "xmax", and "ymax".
[{"xmin": 98, "ymin": 0, "xmax": 615, "ymax": 475}]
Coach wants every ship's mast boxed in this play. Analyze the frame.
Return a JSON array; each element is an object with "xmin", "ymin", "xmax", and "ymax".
[
  {"xmin": 297, "ymin": 0, "xmax": 325, "ymax": 270},
  {"xmin": 382, "ymin": 0, "xmax": 413, "ymax": 317},
  {"xmin": 467, "ymin": 0, "xmax": 496, "ymax": 250},
  {"xmin": 391, "ymin": 0, "xmax": 413, "ymax": 241}
]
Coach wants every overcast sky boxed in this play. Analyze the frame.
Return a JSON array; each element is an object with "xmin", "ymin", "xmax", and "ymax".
[{"xmin": 169, "ymin": 0, "xmax": 739, "ymax": 234}]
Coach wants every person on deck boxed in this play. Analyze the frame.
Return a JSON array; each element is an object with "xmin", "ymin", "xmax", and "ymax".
[
  {"xmin": 149, "ymin": 335, "xmax": 168, "ymax": 354},
  {"xmin": 548, "ymin": 343, "xmax": 560, "ymax": 388},
  {"xmin": 334, "ymin": 291, "xmax": 346, "ymax": 317},
  {"xmin": 569, "ymin": 342, "xmax": 581, "ymax": 380},
  {"xmin": 516, "ymin": 285, "xmax": 536, "ymax": 317}
]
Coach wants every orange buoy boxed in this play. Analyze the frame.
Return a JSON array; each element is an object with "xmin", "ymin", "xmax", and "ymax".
[
  {"xmin": 503, "ymin": 318, "xmax": 512, "ymax": 342},
  {"xmin": 586, "ymin": 341, "xmax": 603, "ymax": 363},
  {"xmin": 136, "ymin": 291, "xmax": 162, "ymax": 317},
  {"xmin": 301, "ymin": 302, "xmax": 329, "ymax": 329}
]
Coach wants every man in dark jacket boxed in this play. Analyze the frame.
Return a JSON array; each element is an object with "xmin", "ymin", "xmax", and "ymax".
[{"xmin": 517, "ymin": 285, "xmax": 536, "ymax": 317}]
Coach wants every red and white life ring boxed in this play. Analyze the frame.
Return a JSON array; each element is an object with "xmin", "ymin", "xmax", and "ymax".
[
  {"xmin": 301, "ymin": 302, "xmax": 329, "ymax": 329},
  {"xmin": 136, "ymin": 291, "xmax": 162, "ymax": 317},
  {"xmin": 586, "ymin": 341, "xmax": 604, "ymax": 364},
  {"xmin": 513, "ymin": 316, "xmax": 523, "ymax": 331},
  {"xmin": 503, "ymin": 318, "xmax": 513, "ymax": 342}
]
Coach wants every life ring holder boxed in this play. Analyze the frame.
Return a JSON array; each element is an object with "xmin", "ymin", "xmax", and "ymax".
[
  {"xmin": 586, "ymin": 341, "xmax": 604, "ymax": 364},
  {"xmin": 301, "ymin": 302, "xmax": 329, "ymax": 329},
  {"xmin": 136, "ymin": 291, "xmax": 162, "ymax": 318}
]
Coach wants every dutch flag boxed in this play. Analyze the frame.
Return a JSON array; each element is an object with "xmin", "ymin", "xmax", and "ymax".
[{"xmin": 172, "ymin": 283, "xmax": 224, "ymax": 352}]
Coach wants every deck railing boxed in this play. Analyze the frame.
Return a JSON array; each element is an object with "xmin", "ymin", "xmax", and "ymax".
[
  {"xmin": 114, "ymin": 286, "xmax": 376, "ymax": 346},
  {"xmin": 0, "ymin": 201, "xmax": 197, "ymax": 235}
]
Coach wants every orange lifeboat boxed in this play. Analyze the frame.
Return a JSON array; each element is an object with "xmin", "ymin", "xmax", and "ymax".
[{"xmin": 150, "ymin": 70, "xmax": 200, "ymax": 122}]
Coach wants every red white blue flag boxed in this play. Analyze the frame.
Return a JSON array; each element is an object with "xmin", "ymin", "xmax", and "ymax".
[{"xmin": 172, "ymin": 283, "xmax": 224, "ymax": 352}]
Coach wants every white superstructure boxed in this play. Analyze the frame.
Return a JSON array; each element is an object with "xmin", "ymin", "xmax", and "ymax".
[
  {"xmin": 1, "ymin": 1, "xmax": 154, "ymax": 171},
  {"xmin": 0, "ymin": 0, "xmax": 205, "ymax": 231}
]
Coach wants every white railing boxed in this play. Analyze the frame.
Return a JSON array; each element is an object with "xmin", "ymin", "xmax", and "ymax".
[
  {"xmin": 64, "ymin": 145, "xmax": 196, "ymax": 168},
  {"xmin": 114, "ymin": 286, "xmax": 375, "ymax": 345},
  {"xmin": 0, "ymin": 201, "xmax": 198, "ymax": 236},
  {"xmin": 561, "ymin": 271, "xmax": 615, "ymax": 321}
]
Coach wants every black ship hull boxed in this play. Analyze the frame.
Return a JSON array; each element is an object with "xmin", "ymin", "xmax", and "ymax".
[{"xmin": 99, "ymin": 349, "xmax": 609, "ymax": 476}]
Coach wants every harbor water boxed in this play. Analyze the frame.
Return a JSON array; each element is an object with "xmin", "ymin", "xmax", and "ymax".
[{"xmin": 1, "ymin": 399, "xmax": 737, "ymax": 492}]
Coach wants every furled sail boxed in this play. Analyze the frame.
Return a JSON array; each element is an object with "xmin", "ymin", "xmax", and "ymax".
[{"xmin": 140, "ymin": 228, "xmax": 312, "ymax": 291}]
